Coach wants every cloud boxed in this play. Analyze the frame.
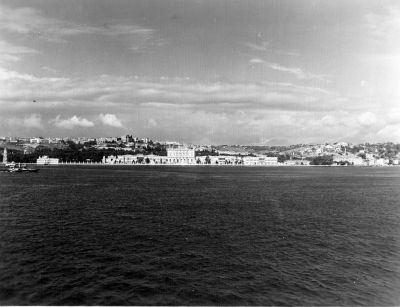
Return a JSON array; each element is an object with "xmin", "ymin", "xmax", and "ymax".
[
  {"xmin": 0, "ymin": 40, "xmax": 39, "ymax": 64},
  {"xmin": 99, "ymin": 113, "xmax": 123, "ymax": 127},
  {"xmin": 249, "ymin": 58, "xmax": 265, "ymax": 64},
  {"xmin": 268, "ymin": 63, "xmax": 304, "ymax": 78},
  {"xmin": 102, "ymin": 24, "xmax": 155, "ymax": 37},
  {"xmin": 376, "ymin": 124, "xmax": 400, "ymax": 142},
  {"xmin": 4, "ymin": 113, "xmax": 43, "ymax": 131},
  {"xmin": 41, "ymin": 66, "xmax": 57, "ymax": 74},
  {"xmin": 267, "ymin": 62, "xmax": 326, "ymax": 81},
  {"xmin": 1, "ymin": 66, "xmax": 397, "ymax": 143},
  {"xmin": 147, "ymin": 118, "xmax": 158, "ymax": 128},
  {"xmin": 50, "ymin": 115, "xmax": 94, "ymax": 129},
  {"xmin": 101, "ymin": 24, "xmax": 163, "ymax": 52},
  {"xmin": 364, "ymin": 5, "xmax": 400, "ymax": 43},
  {"xmin": 247, "ymin": 57, "xmax": 326, "ymax": 81},
  {"xmin": 245, "ymin": 41, "xmax": 271, "ymax": 51},
  {"xmin": 358, "ymin": 4, "xmax": 400, "ymax": 73},
  {"xmin": 0, "ymin": 5, "xmax": 82, "ymax": 42},
  {"xmin": 0, "ymin": 67, "xmax": 337, "ymax": 114},
  {"xmin": 23, "ymin": 113, "xmax": 42, "ymax": 129},
  {"xmin": 0, "ymin": 4, "xmax": 157, "ymax": 45},
  {"xmin": 357, "ymin": 112, "xmax": 377, "ymax": 126},
  {"xmin": 245, "ymin": 40, "xmax": 300, "ymax": 56}
]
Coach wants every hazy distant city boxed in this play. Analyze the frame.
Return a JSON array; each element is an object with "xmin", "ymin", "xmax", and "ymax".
[{"xmin": 1, "ymin": 135, "xmax": 399, "ymax": 166}]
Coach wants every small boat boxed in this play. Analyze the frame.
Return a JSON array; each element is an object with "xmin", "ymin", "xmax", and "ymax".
[
  {"xmin": 3, "ymin": 163, "xmax": 39, "ymax": 173},
  {"xmin": 19, "ymin": 163, "xmax": 40, "ymax": 173},
  {"xmin": 4, "ymin": 166, "xmax": 22, "ymax": 173}
]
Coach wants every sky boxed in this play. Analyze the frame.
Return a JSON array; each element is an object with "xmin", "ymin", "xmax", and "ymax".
[{"xmin": 0, "ymin": 0, "xmax": 399, "ymax": 145}]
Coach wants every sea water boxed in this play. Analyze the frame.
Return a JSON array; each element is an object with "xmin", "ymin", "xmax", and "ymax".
[{"xmin": 0, "ymin": 166, "xmax": 399, "ymax": 305}]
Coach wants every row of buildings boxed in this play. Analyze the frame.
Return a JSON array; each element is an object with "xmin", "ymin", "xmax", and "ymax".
[
  {"xmin": 332, "ymin": 153, "xmax": 397, "ymax": 166},
  {"xmin": 33, "ymin": 147, "xmax": 397, "ymax": 166},
  {"xmin": 103, "ymin": 147, "xmax": 279, "ymax": 166},
  {"xmin": 280, "ymin": 142, "xmax": 400, "ymax": 166}
]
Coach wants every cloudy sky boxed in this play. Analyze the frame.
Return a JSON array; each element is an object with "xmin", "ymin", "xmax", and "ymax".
[{"xmin": 0, "ymin": 0, "xmax": 399, "ymax": 144}]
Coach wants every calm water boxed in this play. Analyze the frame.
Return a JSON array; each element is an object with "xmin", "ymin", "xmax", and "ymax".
[{"xmin": 0, "ymin": 166, "xmax": 400, "ymax": 305}]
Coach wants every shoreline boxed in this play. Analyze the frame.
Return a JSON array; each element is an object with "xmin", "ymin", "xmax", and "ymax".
[{"xmin": 10, "ymin": 163, "xmax": 399, "ymax": 168}]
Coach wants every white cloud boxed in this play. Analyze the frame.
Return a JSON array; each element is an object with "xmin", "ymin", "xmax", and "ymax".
[
  {"xmin": 267, "ymin": 62, "xmax": 326, "ymax": 81},
  {"xmin": 0, "ymin": 40, "xmax": 38, "ymax": 64},
  {"xmin": 376, "ymin": 124, "xmax": 400, "ymax": 142},
  {"xmin": 0, "ymin": 67, "xmax": 336, "ymax": 113},
  {"xmin": 0, "ymin": 4, "xmax": 157, "ymax": 45},
  {"xmin": 249, "ymin": 58, "xmax": 265, "ymax": 64},
  {"xmin": 245, "ymin": 41, "xmax": 271, "ymax": 51},
  {"xmin": 23, "ymin": 113, "xmax": 42, "ymax": 129},
  {"xmin": 147, "ymin": 118, "xmax": 158, "ymax": 128},
  {"xmin": 248, "ymin": 59, "xmax": 325, "ymax": 81},
  {"xmin": 358, "ymin": 112, "xmax": 377, "ymax": 126},
  {"xmin": 99, "ymin": 113, "xmax": 123, "ymax": 127},
  {"xmin": 245, "ymin": 40, "xmax": 300, "ymax": 56},
  {"xmin": 1, "ymin": 67, "xmax": 397, "ymax": 143},
  {"xmin": 50, "ymin": 115, "xmax": 94, "ymax": 129},
  {"xmin": 364, "ymin": 5, "xmax": 400, "ymax": 43},
  {"xmin": 41, "ymin": 66, "xmax": 57, "ymax": 74},
  {"xmin": 102, "ymin": 24, "xmax": 155, "ymax": 37}
]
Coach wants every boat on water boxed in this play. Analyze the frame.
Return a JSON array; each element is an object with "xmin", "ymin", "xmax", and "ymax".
[
  {"xmin": 2, "ymin": 149, "xmax": 39, "ymax": 173},
  {"xmin": 3, "ymin": 163, "xmax": 39, "ymax": 173}
]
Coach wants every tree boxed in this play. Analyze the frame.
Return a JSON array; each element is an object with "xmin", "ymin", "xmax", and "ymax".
[
  {"xmin": 357, "ymin": 153, "xmax": 366, "ymax": 159},
  {"xmin": 310, "ymin": 155, "xmax": 333, "ymax": 165},
  {"xmin": 278, "ymin": 154, "xmax": 290, "ymax": 163}
]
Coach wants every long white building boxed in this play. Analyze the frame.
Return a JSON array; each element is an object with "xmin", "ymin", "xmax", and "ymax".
[
  {"xmin": 102, "ymin": 151, "xmax": 282, "ymax": 166},
  {"xmin": 36, "ymin": 156, "xmax": 59, "ymax": 165},
  {"xmin": 243, "ymin": 156, "xmax": 278, "ymax": 166},
  {"xmin": 103, "ymin": 147, "xmax": 196, "ymax": 165}
]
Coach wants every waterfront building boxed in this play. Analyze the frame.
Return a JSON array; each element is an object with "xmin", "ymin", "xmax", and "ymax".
[
  {"xmin": 366, "ymin": 158, "xmax": 389, "ymax": 166},
  {"xmin": 206, "ymin": 155, "xmax": 242, "ymax": 165},
  {"xmin": 375, "ymin": 158, "xmax": 389, "ymax": 166},
  {"xmin": 284, "ymin": 159, "xmax": 310, "ymax": 166},
  {"xmin": 37, "ymin": 156, "xmax": 59, "ymax": 165},
  {"xmin": 243, "ymin": 156, "xmax": 278, "ymax": 166},
  {"xmin": 349, "ymin": 157, "xmax": 366, "ymax": 166},
  {"xmin": 166, "ymin": 147, "xmax": 196, "ymax": 165},
  {"xmin": 103, "ymin": 154, "xmax": 168, "ymax": 165},
  {"xmin": 104, "ymin": 154, "xmax": 138, "ymax": 164},
  {"xmin": 103, "ymin": 147, "xmax": 196, "ymax": 165},
  {"xmin": 333, "ymin": 154, "xmax": 366, "ymax": 166}
]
